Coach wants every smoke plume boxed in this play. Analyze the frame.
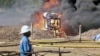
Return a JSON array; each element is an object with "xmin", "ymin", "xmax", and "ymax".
[{"xmin": 49, "ymin": 0, "xmax": 100, "ymax": 35}]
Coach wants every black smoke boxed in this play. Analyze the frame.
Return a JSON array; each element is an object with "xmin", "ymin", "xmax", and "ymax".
[{"xmin": 45, "ymin": 0, "xmax": 100, "ymax": 35}]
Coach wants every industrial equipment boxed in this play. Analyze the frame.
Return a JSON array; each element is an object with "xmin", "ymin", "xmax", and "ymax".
[{"xmin": 43, "ymin": 12, "xmax": 62, "ymax": 37}]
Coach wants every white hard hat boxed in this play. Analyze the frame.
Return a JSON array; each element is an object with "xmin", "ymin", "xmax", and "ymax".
[
  {"xmin": 20, "ymin": 25, "xmax": 30, "ymax": 34},
  {"xmin": 43, "ymin": 12, "xmax": 48, "ymax": 17}
]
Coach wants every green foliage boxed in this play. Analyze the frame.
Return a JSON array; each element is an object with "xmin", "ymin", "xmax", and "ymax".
[{"xmin": 0, "ymin": 0, "xmax": 15, "ymax": 8}]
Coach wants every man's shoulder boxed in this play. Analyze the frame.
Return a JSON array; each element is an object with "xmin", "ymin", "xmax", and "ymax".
[
  {"xmin": 21, "ymin": 36, "xmax": 28, "ymax": 42},
  {"xmin": 20, "ymin": 37, "xmax": 28, "ymax": 44}
]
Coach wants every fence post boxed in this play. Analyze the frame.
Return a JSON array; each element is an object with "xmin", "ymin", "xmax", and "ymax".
[
  {"xmin": 31, "ymin": 23, "xmax": 34, "ymax": 40},
  {"xmin": 79, "ymin": 24, "xmax": 82, "ymax": 43},
  {"xmin": 58, "ymin": 47, "xmax": 61, "ymax": 56}
]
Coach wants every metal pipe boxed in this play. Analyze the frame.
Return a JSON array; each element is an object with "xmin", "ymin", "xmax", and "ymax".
[{"xmin": 37, "ymin": 44, "xmax": 100, "ymax": 48}]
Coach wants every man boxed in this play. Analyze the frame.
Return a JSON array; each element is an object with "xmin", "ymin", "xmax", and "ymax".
[{"xmin": 19, "ymin": 25, "xmax": 32, "ymax": 56}]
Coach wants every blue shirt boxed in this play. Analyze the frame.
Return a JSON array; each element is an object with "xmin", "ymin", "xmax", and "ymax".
[{"xmin": 19, "ymin": 36, "xmax": 32, "ymax": 56}]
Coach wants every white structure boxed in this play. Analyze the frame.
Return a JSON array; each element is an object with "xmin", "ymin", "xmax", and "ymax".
[{"xmin": 93, "ymin": 34, "xmax": 100, "ymax": 41}]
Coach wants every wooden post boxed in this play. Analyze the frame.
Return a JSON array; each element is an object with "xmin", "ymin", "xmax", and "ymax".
[
  {"xmin": 79, "ymin": 24, "xmax": 82, "ymax": 43},
  {"xmin": 58, "ymin": 47, "xmax": 61, "ymax": 56},
  {"xmin": 31, "ymin": 23, "xmax": 33, "ymax": 39}
]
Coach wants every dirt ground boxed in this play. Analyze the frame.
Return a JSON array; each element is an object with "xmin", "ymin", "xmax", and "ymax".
[
  {"xmin": 0, "ymin": 26, "xmax": 100, "ymax": 56},
  {"xmin": 0, "ymin": 45, "xmax": 100, "ymax": 56}
]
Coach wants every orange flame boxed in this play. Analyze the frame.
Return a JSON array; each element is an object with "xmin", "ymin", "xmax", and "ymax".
[
  {"xmin": 33, "ymin": 0, "xmax": 60, "ymax": 30},
  {"xmin": 43, "ymin": 0, "xmax": 59, "ymax": 9},
  {"xmin": 31, "ymin": 0, "xmax": 66, "ymax": 37},
  {"xmin": 33, "ymin": 12, "xmax": 45, "ymax": 30}
]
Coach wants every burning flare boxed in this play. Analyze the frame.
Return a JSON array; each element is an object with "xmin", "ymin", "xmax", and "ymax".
[
  {"xmin": 33, "ymin": 0, "xmax": 60, "ymax": 30},
  {"xmin": 32, "ymin": 0, "xmax": 65, "ymax": 37}
]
